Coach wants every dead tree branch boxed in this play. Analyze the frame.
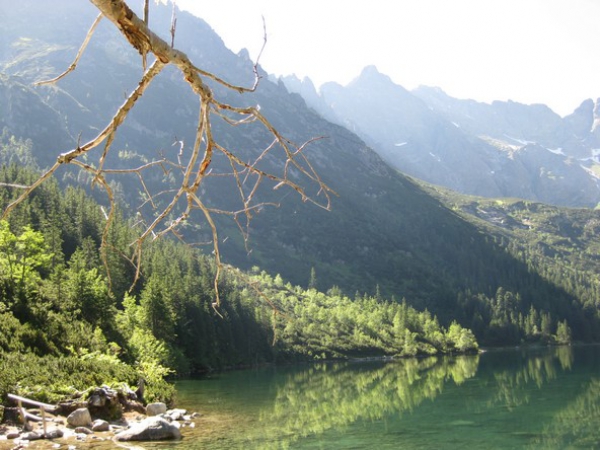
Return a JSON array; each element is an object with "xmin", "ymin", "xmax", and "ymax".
[
  {"xmin": 34, "ymin": 14, "xmax": 103, "ymax": 86},
  {"xmin": 3, "ymin": 0, "xmax": 334, "ymax": 309}
]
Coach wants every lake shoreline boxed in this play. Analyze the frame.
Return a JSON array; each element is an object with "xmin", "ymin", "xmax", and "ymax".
[{"xmin": 0, "ymin": 395, "xmax": 199, "ymax": 448}]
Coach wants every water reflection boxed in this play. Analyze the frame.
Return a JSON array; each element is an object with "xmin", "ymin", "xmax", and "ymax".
[
  {"xmin": 175, "ymin": 345, "xmax": 600, "ymax": 449},
  {"xmin": 254, "ymin": 356, "xmax": 479, "ymax": 447},
  {"xmin": 488, "ymin": 346, "xmax": 574, "ymax": 411},
  {"xmin": 519, "ymin": 346, "xmax": 600, "ymax": 449},
  {"xmin": 530, "ymin": 378, "xmax": 600, "ymax": 449}
]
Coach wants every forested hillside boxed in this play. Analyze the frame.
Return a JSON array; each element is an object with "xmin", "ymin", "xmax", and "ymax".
[
  {"xmin": 424, "ymin": 184, "xmax": 600, "ymax": 344},
  {"xmin": 0, "ymin": 164, "xmax": 479, "ymax": 403}
]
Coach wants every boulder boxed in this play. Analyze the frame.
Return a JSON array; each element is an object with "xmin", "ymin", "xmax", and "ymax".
[
  {"xmin": 92, "ymin": 419, "xmax": 110, "ymax": 432},
  {"xmin": 19, "ymin": 431, "xmax": 42, "ymax": 441},
  {"xmin": 55, "ymin": 400, "xmax": 87, "ymax": 417},
  {"xmin": 74, "ymin": 426, "xmax": 93, "ymax": 435},
  {"xmin": 43, "ymin": 428, "xmax": 64, "ymax": 439},
  {"xmin": 87, "ymin": 386, "xmax": 123, "ymax": 420},
  {"xmin": 166, "ymin": 408, "xmax": 187, "ymax": 421},
  {"xmin": 6, "ymin": 430, "xmax": 21, "ymax": 439},
  {"xmin": 114, "ymin": 417, "xmax": 182, "ymax": 441},
  {"xmin": 67, "ymin": 408, "xmax": 92, "ymax": 428},
  {"xmin": 146, "ymin": 402, "xmax": 167, "ymax": 416},
  {"xmin": 122, "ymin": 399, "xmax": 146, "ymax": 414}
]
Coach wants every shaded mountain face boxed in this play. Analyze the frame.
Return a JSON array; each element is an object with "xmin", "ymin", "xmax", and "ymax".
[
  {"xmin": 1, "ymin": 1, "xmax": 599, "ymax": 332},
  {"xmin": 283, "ymin": 66, "xmax": 600, "ymax": 208}
]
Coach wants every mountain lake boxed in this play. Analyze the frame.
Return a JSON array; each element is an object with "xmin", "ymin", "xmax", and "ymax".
[
  {"xmin": 161, "ymin": 345, "xmax": 600, "ymax": 449},
  {"xmin": 4, "ymin": 345, "xmax": 599, "ymax": 449}
]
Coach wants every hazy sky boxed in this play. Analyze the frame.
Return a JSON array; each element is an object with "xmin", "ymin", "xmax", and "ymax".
[{"xmin": 175, "ymin": 0, "xmax": 600, "ymax": 117}]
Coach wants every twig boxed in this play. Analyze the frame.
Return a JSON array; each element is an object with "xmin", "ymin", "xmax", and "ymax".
[
  {"xmin": 170, "ymin": 1, "xmax": 177, "ymax": 48},
  {"xmin": 34, "ymin": 14, "xmax": 103, "ymax": 86}
]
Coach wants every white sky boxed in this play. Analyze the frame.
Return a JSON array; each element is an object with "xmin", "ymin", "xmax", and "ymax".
[{"xmin": 175, "ymin": 0, "xmax": 600, "ymax": 117}]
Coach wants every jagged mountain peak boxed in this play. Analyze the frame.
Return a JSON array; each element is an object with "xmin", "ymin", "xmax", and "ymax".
[
  {"xmin": 361, "ymin": 64, "xmax": 381, "ymax": 74},
  {"xmin": 573, "ymin": 98, "xmax": 594, "ymax": 114},
  {"xmin": 237, "ymin": 47, "xmax": 251, "ymax": 60},
  {"xmin": 355, "ymin": 64, "xmax": 387, "ymax": 81},
  {"xmin": 564, "ymin": 98, "xmax": 595, "ymax": 137},
  {"xmin": 347, "ymin": 65, "xmax": 409, "ymax": 94},
  {"xmin": 289, "ymin": 65, "xmax": 600, "ymax": 208}
]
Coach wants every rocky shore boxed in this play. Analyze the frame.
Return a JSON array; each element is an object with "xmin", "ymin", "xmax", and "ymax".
[{"xmin": 0, "ymin": 386, "xmax": 198, "ymax": 448}]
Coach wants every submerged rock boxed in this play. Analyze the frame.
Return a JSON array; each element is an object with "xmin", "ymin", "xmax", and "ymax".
[
  {"xmin": 166, "ymin": 408, "xmax": 187, "ymax": 421},
  {"xmin": 114, "ymin": 417, "xmax": 182, "ymax": 441}
]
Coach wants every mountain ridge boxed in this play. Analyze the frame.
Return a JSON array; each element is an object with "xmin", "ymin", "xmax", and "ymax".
[{"xmin": 283, "ymin": 66, "xmax": 600, "ymax": 208}]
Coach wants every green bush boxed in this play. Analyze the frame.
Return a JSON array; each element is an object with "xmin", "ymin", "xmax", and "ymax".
[{"xmin": 0, "ymin": 351, "xmax": 139, "ymax": 405}]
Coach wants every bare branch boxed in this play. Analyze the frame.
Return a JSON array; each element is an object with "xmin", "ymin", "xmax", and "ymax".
[
  {"xmin": 34, "ymin": 14, "xmax": 103, "ymax": 86},
  {"xmin": 0, "ymin": 183, "xmax": 30, "ymax": 189},
  {"xmin": 57, "ymin": 58, "xmax": 164, "ymax": 166},
  {"xmin": 142, "ymin": 0, "xmax": 149, "ymax": 69},
  {"xmin": 189, "ymin": 191, "xmax": 222, "ymax": 313},
  {"xmin": 2, "ymin": 162, "xmax": 61, "ymax": 219},
  {"xmin": 3, "ymin": 0, "xmax": 333, "ymax": 308},
  {"xmin": 143, "ymin": 0, "xmax": 149, "ymax": 25},
  {"xmin": 169, "ymin": 1, "xmax": 177, "ymax": 48}
]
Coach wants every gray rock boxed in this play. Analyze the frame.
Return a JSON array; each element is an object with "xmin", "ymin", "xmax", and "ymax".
[
  {"xmin": 6, "ymin": 430, "xmax": 20, "ymax": 439},
  {"xmin": 20, "ymin": 431, "xmax": 42, "ymax": 441},
  {"xmin": 67, "ymin": 408, "xmax": 92, "ymax": 428},
  {"xmin": 123, "ymin": 399, "xmax": 146, "ymax": 414},
  {"xmin": 92, "ymin": 419, "xmax": 110, "ymax": 432},
  {"xmin": 88, "ymin": 392, "xmax": 106, "ymax": 407},
  {"xmin": 114, "ymin": 417, "xmax": 182, "ymax": 441},
  {"xmin": 74, "ymin": 426, "xmax": 93, "ymax": 434},
  {"xmin": 87, "ymin": 386, "xmax": 123, "ymax": 420},
  {"xmin": 167, "ymin": 408, "xmax": 187, "ymax": 421},
  {"xmin": 145, "ymin": 402, "xmax": 167, "ymax": 416},
  {"xmin": 44, "ymin": 428, "xmax": 64, "ymax": 439}
]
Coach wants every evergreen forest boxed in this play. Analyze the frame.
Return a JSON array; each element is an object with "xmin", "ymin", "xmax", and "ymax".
[{"xmin": 0, "ymin": 163, "xmax": 478, "ymax": 404}]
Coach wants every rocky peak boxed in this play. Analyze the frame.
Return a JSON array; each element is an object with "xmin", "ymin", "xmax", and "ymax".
[{"xmin": 564, "ymin": 98, "xmax": 594, "ymax": 137}]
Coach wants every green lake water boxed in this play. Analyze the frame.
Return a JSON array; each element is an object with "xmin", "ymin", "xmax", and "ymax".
[{"xmin": 169, "ymin": 345, "xmax": 600, "ymax": 449}]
